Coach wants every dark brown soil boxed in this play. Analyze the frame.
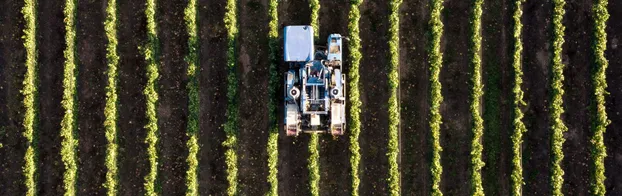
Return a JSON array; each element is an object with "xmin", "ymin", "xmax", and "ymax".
[
  {"xmin": 481, "ymin": 0, "xmax": 512, "ymax": 195},
  {"xmin": 276, "ymin": 1, "xmax": 312, "ymax": 195},
  {"xmin": 76, "ymin": 0, "xmax": 107, "ymax": 195},
  {"xmin": 317, "ymin": 0, "xmax": 352, "ymax": 195},
  {"xmin": 561, "ymin": 0, "xmax": 593, "ymax": 195},
  {"xmin": 522, "ymin": 1, "xmax": 553, "ymax": 195},
  {"xmin": 605, "ymin": 0, "xmax": 622, "ymax": 194},
  {"xmin": 197, "ymin": 0, "xmax": 229, "ymax": 194},
  {"xmin": 358, "ymin": 0, "xmax": 391, "ymax": 195},
  {"xmin": 236, "ymin": 0, "xmax": 271, "ymax": 195},
  {"xmin": 399, "ymin": 0, "xmax": 430, "ymax": 195},
  {"xmin": 439, "ymin": 0, "xmax": 472, "ymax": 194},
  {"xmin": 0, "ymin": 0, "xmax": 26, "ymax": 195},
  {"xmin": 117, "ymin": 0, "xmax": 148, "ymax": 195},
  {"xmin": 156, "ymin": 0, "xmax": 189, "ymax": 194},
  {"xmin": 36, "ymin": 0, "xmax": 66, "ymax": 194}
]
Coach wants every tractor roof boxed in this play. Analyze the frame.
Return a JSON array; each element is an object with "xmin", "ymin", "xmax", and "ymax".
[{"xmin": 284, "ymin": 25, "xmax": 314, "ymax": 62}]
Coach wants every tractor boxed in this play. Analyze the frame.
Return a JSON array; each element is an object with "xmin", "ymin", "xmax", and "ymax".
[{"xmin": 283, "ymin": 25, "xmax": 346, "ymax": 136}]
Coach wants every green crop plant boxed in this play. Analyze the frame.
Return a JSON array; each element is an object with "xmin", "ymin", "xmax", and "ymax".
[
  {"xmin": 429, "ymin": 0, "xmax": 445, "ymax": 195},
  {"xmin": 509, "ymin": 0, "xmax": 527, "ymax": 196},
  {"xmin": 308, "ymin": 134, "xmax": 320, "ymax": 196},
  {"xmin": 104, "ymin": 0, "xmax": 120, "ymax": 195},
  {"xmin": 61, "ymin": 0, "xmax": 79, "ymax": 194},
  {"xmin": 468, "ymin": 0, "xmax": 484, "ymax": 195},
  {"xmin": 265, "ymin": 0, "xmax": 279, "ymax": 195},
  {"xmin": 590, "ymin": 0, "xmax": 610, "ymax": 195},
  {"xmin": 550, "ymin": 0, "xmax": 567, "ymax": 195},
  {"xmin": 21, "ymin": 0, "xmax": 39, "ymax": 195},
  {"xmin": 387, "ymin": 0, "xmax": 401, "ymax": 195},
  {"xmin": 348, "ymin": 0, "xmax": 363, "ymax": 195},
  {"xmin": 184, "ymin": 0, "xmax": 200, "ymax": 195},
  {"xmin": 143, "ymin": 0, "xmax": 160, "ymax": 195},
  {"xmin": 223, "ymin": 0, "xmax": 239, "ymax": 195},
  {"xmin": 310, "ymin": 0, "xmax": 320, "ymax": 39}
]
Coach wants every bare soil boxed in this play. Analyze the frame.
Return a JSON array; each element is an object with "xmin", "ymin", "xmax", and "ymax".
[
  {"xmin": 399, "ymin": 0, "xmax": 431, "ymax": 195},
  {"xmin": 0, "ymin": 0, "xmax": 26, "ymax": 195},
  {"xmin": 36, "ymin": 0, "xmax": 66, "ymax": 195},
  {"xmin": 156, "ymin": 0, "xmax": 190, "ymax": 194},
  {"xmin": 522, "ymin": 1, "xmax": 553, "ymax": 195},
  {"xmin": 605, "ymin": 0, "xmax": 622, "ymax": 194},
  {"xmin": 76, "ymin": 0, "xmax": 107, "ymax": 194},
  {"xmin": 117, "ymin": 0, "xmax": 149, "ymax": 195},
  {"xmin": 358, "ymin": 0, "xmax": 391, "ymax": 195},
  {"xmin": 197, "ymin": 0, "xmax": 229, "ymax": 194}
]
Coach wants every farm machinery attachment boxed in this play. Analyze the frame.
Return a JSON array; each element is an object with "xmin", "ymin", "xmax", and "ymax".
[{"xmin": 283, "ymin": 25, "xmax": 346, "ymax": 136}]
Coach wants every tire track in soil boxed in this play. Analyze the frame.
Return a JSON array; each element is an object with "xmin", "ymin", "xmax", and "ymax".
[
  {"xmin": 156, "ymin": 0, "xmax": 189, "ymax": 194},
  {"xmin": 197, "ymin": 0, "xmax": 228, "ymax": 194},
  {"xmin": 481, "ymin": 0, "xmax": 512, "ymax": 195},
  {"xmin": 439, "ymin": 0, "xmax": 471, "ymax": 194},
  {"xmin": 117, "ymin": 0, "xmax": 148, "ymax": 195},
  {"xmin": 522, "ymin": 1, "xmax": 552, "ymax": 195},
  {"xmin": 0, "ymin": 0, "xmax": 26, "ymax": 195},
  {"xmin": 561, "ymin": 0, "xmax": 592, "ymax": 194},
  {"xmin": 277, "ymin": 0, "xmax": 311, "ymax": 195},
  {"xmin": 605, "ymin": 0, "xmax": 622, "ymax": 194},
  {"xmin": 317, "ymin": 0, "xmax": 351, "ymax": 195},
  {"xmin": 36, "ymin": 0, "xmax": 65, "ymax": 194},
  {"xmin": 399, "ymin": 0, "xmax": 430, "ymax": 195},
  {"xmin": 236, "ymin": 0, "xmax": 270, "ymax": 195},
  {"xmin": 359, "ymin": 0, "xmax": 391, "ymax": 195},
  {"xmin": 76, "ymin": 0, "xmax": 107, "ymax": 194}
]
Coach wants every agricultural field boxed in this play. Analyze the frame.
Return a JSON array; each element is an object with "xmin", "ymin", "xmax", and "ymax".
[{"xmin": 0, "ymin": 0, "xmax": 621, "ymax": 195}]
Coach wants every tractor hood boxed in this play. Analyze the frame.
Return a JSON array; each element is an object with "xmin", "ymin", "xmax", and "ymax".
[{"xmin": 284, "ymin": 26, "xmax": 314, "ymax": 62}]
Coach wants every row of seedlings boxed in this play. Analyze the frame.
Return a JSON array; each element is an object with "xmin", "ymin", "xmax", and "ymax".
[
  {"xmin": 468, "ymin": 0, "xmax": 485, "ymax": 195},
  {"xmin": 348, "ymin": 0, "xmax": 363, "ymax": 195},
  {"xmin": 509, "ymin": 0, "xmax": 527, "ymax": 195},
  {"xmin": 387, "ymin": 0, "xmax": 402, "ymax": 195},
  {"xmin": 428, "ymin": 0, "xmax": 445, "ymax": 195},
  {"xmin": 223, "ymin": 0, "xmax": 239, "ymax": 195},
  {"xmin": 184, "ymin": 0, "xmax": 200, "ymax": 194},
  {"xmin": 103, "ymin": 0, "xmax": 120, "ymax": 194},
  {"xmin": 143, "ymin": 0, "xmax": 161, "ymax": 194},
  {"xmin": 550, "ymin": 0, "xmax": 567, "ymax": 195},
  {"xmin": 308, "ymin": 1, "xmax": 321, "ymax": 196},
  {"xmin": 266, "ymin": 0, "xmax": 280, "ymax": 195},
  {"xmin": 22, "ymin": 0, "xmax": 39, "ymax": 195}
]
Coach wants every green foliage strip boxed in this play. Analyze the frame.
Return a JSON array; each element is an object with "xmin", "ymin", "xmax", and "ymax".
[
  {"xmin": 510, "ymin": 0, "xmax": 527, "ymax": 196},
  {"xmin": 143, "ymin": 0, "xmax": 160, "ymax": 194},
  {"xmin": 429, "ymin": 0, "xmax": 445, "ymax": 195},
  {"xmin": 308, "ymin": 134, "xmax": 320, "ymax": 196},
  {"xmin": 310, "ymin": 0, "xmax": 320, "ymax": 39},
  {"xmin": 21, "ymin": 0, "xmax": 39, "ymax": 195},
  {"xmin": 265, "ymin": 0, "xmax": 279, "ymax": 195},
  {"xmin": 61, "ymin": 0, "xmax": 79, "ymax": 194},
  {"xmin": 468, "ymin": 0, "xmax": 484, "ymax": 195},
  {"xmin": 387, "ymin": 0, "xmax": 401, "ymax": 195},
  {"xmin": 590, "ymin": 0, "xmax": 610, "ymax": 195},
  {"xmin": 184, "ymin": 0, "xmax": 200, "ymax": 194},
  {"xmin": 550, "ymin": 1, "xmax": 567, "ymax": 195},
  {"xmin": 223, "ymin": 0, "xmax": 239, "ymax": 195},
  {"xmin": 104, "ymin": 0, "xmax": 120, "ymax": 194},
  {"xmin": 348, "ymin": 0, "xmax": 363, "ymax": 195}
]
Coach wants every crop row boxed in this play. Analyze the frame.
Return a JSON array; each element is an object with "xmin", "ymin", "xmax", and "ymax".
[
  {"xmin": 266, "ymin": 0, "xmax": 280, "ymax": 195},
  {"xmin": 223, "ymin": 0, "xmax": 239, "ymax": 195},
  {"xmin": 143, "ymin": 0, "xmax": 160, "ymax": 194},
  {"xmin": 308, "ymin": 134, "xmax": 320, "ymax": 196},
  {"xmin": 21, "ymin": 0, "xmax": 39, "ymax": 195},
  {"xmin": 510, "ymin": 0, "xmax": 527, "ymax": 195},
  {"xmin": 184, "ymin": 0, "xmax": 200, "ymax": 195},
  {"xmin": 348, "ymin": 0, "xmax": 363, "ymax": 195},
  {"xmin": 590, "ymin": 0, "xmax": 610, "ymax": 195},
  {"xmin": 468, "ymin": 0, "xmax": 484, "ymax": 195},
  {"xmin": 387, "ymin": 0, "xmax": 401, "ymax": 195},
  {"xmin": 61, "ymin": 0, "xmax": 79, "ymax": 194},
  {"xmin": 310, "ymin": 0, "xmax": 320, "ymax": 39},
  {"xmin": 550, "ymin": 0, "xmax": 567, "ymax": 195},
  {"xmin": 428, "ymin": 0, "xmax": 445, "ymax": 195},
  {"xmin": 103, "ymin": 0, "xmax": 120, "ymax": 195}
]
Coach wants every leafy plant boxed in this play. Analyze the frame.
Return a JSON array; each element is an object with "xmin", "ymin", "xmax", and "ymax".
[
  {"xmin": 61, "ymin": 0, "xmax": 79, "ymax": 194},
  {"xmin": 428, "ymin": 0, "xmax": 445, "ymax": 195},
  {"xmin": 509, "ymin": 1, "xmax": 527, "ymax": 196},
  {"xmin": 310, "ymin": 0, "xmax": 320, "ymax": 39},
  {"xmin": 103, "ymin": 0, "xmax": 120, "ymax": 195},
  {"xmin": 184, "ymin": 0, "xmax": 200, "ymax": 195},
  {"xmin": 347, "ymin": 0, "xmax": 363, "ymax": 195},
  {"xmin": 143, "ymin": 0, "xmax": 160, "ymax": 195},
  {"xmin": 308, "ymin": 134, "xmax": 320, "ymax": 196},
  {"xmin": 468, "ymin": 0, "xmax": 485, "ymax": 195},
  {"xmin": 265, "ymin": 0, "xmax": 279, "ymax": 195},
  {"xmin": 550, "ymin": 1, "xmax": 567, "ymax": 195},
  {"xmin": 21, "ymin": 0, "xmax": 39, "ymax": 195},
  {"xmin": 223, "ymin": 0, "xmax": 239, "ymax": 195},
  {"xmin": 387, "ymin": 0, "xmax": 402, "ymax": 195}
]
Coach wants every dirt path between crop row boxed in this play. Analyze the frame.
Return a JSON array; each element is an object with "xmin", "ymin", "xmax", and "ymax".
[
  {"xmin": 561, "ymin": 0, "xmax": 593, "ymax": 194},
  {"xmin": 522, "ymin": 1, "xmax": 552, "ymax": 195},
  {"xmin": 76, "ymin": 0, "xmax": 107, "ymax": 194},
  {"xmin": 399, "ymin": 0, "xmax": 430, "ymax": 195},
  {"xmin": 197, "ymin": 0, "xmax": 229, "ymax": 194},
  {"xmin": 156, "ymin": 0, "xmax": 189, "ymax": 194},
  {"xmin": 36, "ymin": 0, "xmax": 66, "ymax": 194},
  {"xmin": 481, "ymin": 0, "xmax": 512, "ymax": 195},
  {"xmin": 236, "ymin": 0, "xmax": 271, "ymax": 195},
  {"xmin": 358, "ymin": 0, "xmax": 391, "ymax": 195},
  {"xmin": 605, "ymin": 0, "xmax": 622, "ymax": 194},
  {"xmin": 117, "ymin": 0, "xmax": 149, "ymax": 195},
  {"xmin": 0, "ymin": 0, "xmax": 26, "ymax": 195},
  {"xmin": 276, "ymin": 1, "xmax": 312, "ymax": 195}
]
